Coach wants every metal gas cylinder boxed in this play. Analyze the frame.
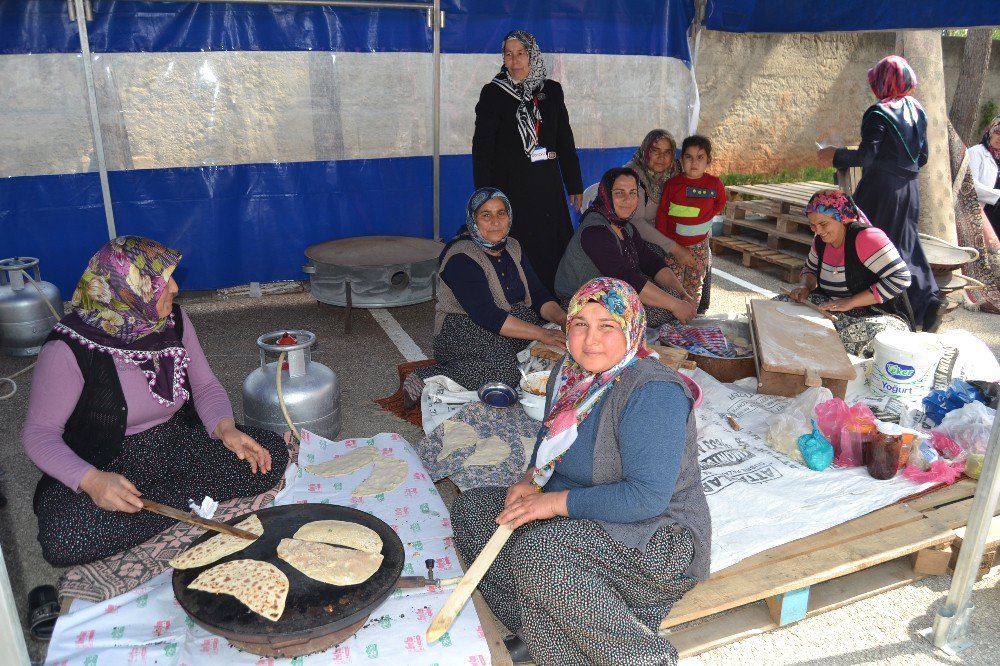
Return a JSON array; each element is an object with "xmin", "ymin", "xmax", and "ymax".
[
  {"xmin": 0, "ymin": 257, "xmax": 63, "ymax": 356},
  {"xmin": 242, "ymin": 330, "xmax": 341, "ymax": 440}
]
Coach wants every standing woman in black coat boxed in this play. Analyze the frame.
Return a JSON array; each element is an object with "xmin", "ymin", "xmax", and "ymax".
[
  {"xmin": 819, "ymin": 55, "xmax": 944, "ymax": 331},
  {"xmin": 473, "ymin": 30, "xmax": 584, "ymax": 292}
]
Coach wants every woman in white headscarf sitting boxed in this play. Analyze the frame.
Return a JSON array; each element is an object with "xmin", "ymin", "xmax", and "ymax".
[
  {"xmin": 451, "ymin": 277, "xmax": 710, "ymax": 666},
  {"xmin": 404, "ymin": 188, "xmax": 566, "ymax": 405}
]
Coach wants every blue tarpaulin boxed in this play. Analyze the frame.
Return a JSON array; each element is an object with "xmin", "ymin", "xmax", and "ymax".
[
  {"xmin": 704, "ymin": 0, "xmax": 999, "ymax": 33},
  {"xmin": 0, "ymin": 0, "xmax": 694, "ymax": 59}
]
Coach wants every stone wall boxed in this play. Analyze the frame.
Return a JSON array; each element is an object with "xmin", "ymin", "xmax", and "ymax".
[{"xmin": 695, "ymin": 32, "xmax": 1000, "ymax": 175}]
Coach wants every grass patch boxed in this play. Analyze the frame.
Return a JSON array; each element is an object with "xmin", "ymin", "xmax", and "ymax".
[{"xmin": 720, "ymin": 166, "xmax": 836, "ymax": 187}]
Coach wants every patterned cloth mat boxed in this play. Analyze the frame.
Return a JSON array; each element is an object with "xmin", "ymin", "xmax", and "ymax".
[
  {"xmin": 58, "ymin": 436, "xmax": 299, "ymax": 604},
  {"xmin": 412, "ymin": 402, "xmax": 542, "ymax": 491},
  {"xmin": 46, "ymin": 431, "xmax": 492, "ymax": 666}
]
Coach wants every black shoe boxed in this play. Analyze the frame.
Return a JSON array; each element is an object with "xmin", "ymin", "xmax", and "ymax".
[
  {"xmin": 504, "ymin": 635, "xmax": 534, "ymax": 664},
  {"xmin": 922, "ymin": 300, "xmax": 948, "ymax": 333},
  {"xmin": 28, "ymin": 585, "xmax": 59, "ymax": 641}
]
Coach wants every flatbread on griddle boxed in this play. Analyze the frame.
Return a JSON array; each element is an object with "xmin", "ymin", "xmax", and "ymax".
[
  {"xmin": 304, "ymin": 446, "xmax": 378, "ymax": 477},
  {"xmin": 188, "ymin": 559, "xmax": 288, "ymax": 622},
  {"xmin": 351, "ymin": 456, "xmax": 409, "ymax": 497},
  {"xmin": 293, "ymin": 520, "xmax": 383, "ymax": 554},
  {"xmin": 169, "ymin": 514, "xmax": 264, "ymax": 570},
  {"xmin": 277, "ymin": 538, "xmax": 384, "ymax": 586}
]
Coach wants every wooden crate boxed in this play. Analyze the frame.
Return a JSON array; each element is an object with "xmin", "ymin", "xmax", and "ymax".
[
  {"xmin": 659, "ymin": 480, "xmax": 995, "ymax": 658},
  {"xmin": 710, "ymin": 235, "xmax": 804, "ymax": 283}
]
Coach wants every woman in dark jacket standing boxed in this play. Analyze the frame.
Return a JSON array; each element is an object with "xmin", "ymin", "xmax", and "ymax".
[
  {"xmin": 819, "ymin": 55, "xmax": 943, "ymax": 331},
  {"xmin": 473, "ymin": 30, "xmax": 584, "ymax": 292}
]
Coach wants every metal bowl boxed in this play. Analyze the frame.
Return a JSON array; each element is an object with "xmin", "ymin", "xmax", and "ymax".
[{"xmin": 478, "ymin": 382, "xmax": 518, "ymax": 407}]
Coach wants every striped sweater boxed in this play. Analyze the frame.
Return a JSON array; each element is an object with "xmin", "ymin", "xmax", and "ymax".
[{"xmin": 802, "ymin": 226, "xmax": 911, "ymax": 303}]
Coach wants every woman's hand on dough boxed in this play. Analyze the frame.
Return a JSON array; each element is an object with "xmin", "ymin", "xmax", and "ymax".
[
  {"xmin": 818, "ymin": 296, "xmax": 856, "ymax": 313},
  {"xmin": 788, "ymin": 286, "xmax": 811, "ymax": 302}
]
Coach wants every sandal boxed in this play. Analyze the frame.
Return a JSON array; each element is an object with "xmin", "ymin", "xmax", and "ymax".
[{"xmin": 28, "ymin": 585, "xmax": 59, "ymax": 641}]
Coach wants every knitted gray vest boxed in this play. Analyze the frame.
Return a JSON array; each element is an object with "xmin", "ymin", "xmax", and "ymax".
[
  {"xmin": 554, "ymin": 211, "xmax": 643, "ymax": 301},
  {"xmin": 544, "ymin": 357, "xmax": 711, "ymax": 581},
  {"xmin": 433, "ymin": 238, "xmax": 531, "ymax": 334}
]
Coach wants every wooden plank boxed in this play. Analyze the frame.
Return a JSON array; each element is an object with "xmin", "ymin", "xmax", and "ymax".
[
  {"xmin": 725, "ymin": 217, "xmax": 814, "ymax": 247},
  {"xmin": 669, "ymin": 557, "xmax": 929, "ymax": 658},
  {"xmin": 661, "ymin": 514, "xmax": 952, "ymax": 628},
  {"xmin": 922, "ymin": 494, "xmax": 1000, "ymax": 530},
  {"xmin": 472, "ymin": 592, "xmax": 513, "ymax": 666},
  {"xmin": 907, "ymin": 479, "xmax": 976, "ymax": 512}
]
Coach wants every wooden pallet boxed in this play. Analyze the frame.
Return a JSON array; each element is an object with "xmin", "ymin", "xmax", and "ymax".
[
  {"xmin": 710, "ymin": 235, "xmax": 804, "ymax": 282},
  {"xmin": 660, "ymin": 479, "xmax": 1000, "ymax": 658},
  {"xmin": 726, "ymin": 180, "xmax": 834, "ymax": 211}
]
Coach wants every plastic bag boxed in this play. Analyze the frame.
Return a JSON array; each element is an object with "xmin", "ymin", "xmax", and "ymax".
[
  {"xmin": 935, "ymin": 401, "xmax": 996, "ymax": 457},
  {"xmin": 921, "ymin": 378, "xmax": 985, "ymax": 426},
  {"xmin": 907, "ymin": 438, "xmax": 940, "ymax": 471},
  {"xmin": 798, "ymin": 421, "xmax": 834, "ymax": 471},
  {"xmin": 815, "ymin": 398, "xmax": 875, "ymax": 465},
  {"xmin": 767, "ymin": 411, "xmax": 811, "ymax": 462},
  {"xmin": 903, "ymin": 459, "xmax": 964, "ymax": 485}
]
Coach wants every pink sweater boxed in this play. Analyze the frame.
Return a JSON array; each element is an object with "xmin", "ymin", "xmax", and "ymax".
[{"xmin": 21, "ymin": 309, "xmax": 234, "ymax": 492}]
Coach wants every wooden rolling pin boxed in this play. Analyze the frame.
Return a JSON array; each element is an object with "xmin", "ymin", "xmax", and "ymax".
[
  {"xmin": 426, "ymin": 523, "xmax": 514, "ymax": 642},
  {"xmin": 778, "ymin": 289, "xmax": 837, "ymax": 321}
]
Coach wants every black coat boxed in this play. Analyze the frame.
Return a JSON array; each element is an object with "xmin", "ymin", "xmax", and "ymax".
[{"xmin": 472, "ymin": 79, "xmax": 583, "ymax": 290}]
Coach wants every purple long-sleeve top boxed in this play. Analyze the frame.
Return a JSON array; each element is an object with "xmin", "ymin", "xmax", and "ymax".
[{"xmin": 22, "ymin": 308, "xmax": 234, "ymax": 492}]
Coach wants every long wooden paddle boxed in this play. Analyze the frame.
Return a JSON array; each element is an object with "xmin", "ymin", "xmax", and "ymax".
[
  {"xmin": 426, "ymin": 522, "xmax": 514, "ymax": 642},
  {"xmin": 140, "ymin": 499, "xmax": 258, "ymax": 540}
]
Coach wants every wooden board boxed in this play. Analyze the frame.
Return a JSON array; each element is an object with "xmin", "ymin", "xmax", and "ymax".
[
  {"xmin": 723, "ymin": 216, "xmax": 814, "ymax": 250},
  {"xmin": 710, "ymin": 236, "xmax": 804, "ymax": 283},
  {"xmin": 726, "ymin": 181, "xmax": 832, "ymax": 209},
  {"xmin": 750, "ymin": 299, "xmax": 855, "ymax": 381}
]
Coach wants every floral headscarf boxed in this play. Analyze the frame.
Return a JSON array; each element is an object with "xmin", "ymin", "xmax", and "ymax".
[
  {"xmin": 587, "ymin": 167, "xmax": 641, "ymax": 227},
  {"xmin": 492, "ymin": 30, "xmax": 547, "ymax": 158},
  {"xmin": 982, "ymin": 115, "xmax": 1000, "ymax": 162},
  {"xmin": 464, "ymin": 187, "xmax": 512, "ymax": 251},
  {"xmin": 868, "ymin": 55, "xmax": 917, "ymax": 103},
  {"xmin": 532, "ymin": 278, "xmax": 655, "ymax": 488},
  {"xmin": 626, "ymin": 129, "xmax": 680, "ymax": 205},
  {"xmin": 804, "ymin": 189, "xmax": 871, "ymax": 226},
  {"xmin": 54, "ymin": 236, "xmax": 191, "ymax": 406}
]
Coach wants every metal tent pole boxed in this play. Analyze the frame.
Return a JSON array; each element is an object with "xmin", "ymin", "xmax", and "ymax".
[
  {"xmin": 75, "ymin": 0, "xmax": 118, "ymax": 240},
  {"xmin": 431, "ymin": 0, "xmax": 441, "ymax": 241},
  {"xmin": 922, "ymin": 407, "xmax": 1000, "ymax": 654}
]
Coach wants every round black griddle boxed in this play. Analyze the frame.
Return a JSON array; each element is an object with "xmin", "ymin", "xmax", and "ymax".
[{"xmin": 173, "ymin": 504, "xmax": 404, "ymax": 656}]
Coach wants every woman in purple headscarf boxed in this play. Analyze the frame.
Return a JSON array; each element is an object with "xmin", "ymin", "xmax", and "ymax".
[
  {"xmin": 818, "ymin": 55, "xmax": 943, "ymax": 332},
  {"xmin": 22, "ymin": 236, "xmax": 289, "ymax": 566}
]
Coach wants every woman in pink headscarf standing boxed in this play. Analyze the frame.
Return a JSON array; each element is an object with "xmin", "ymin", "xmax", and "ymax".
[{"xmin": 818, "ymin": 55, "xmax": 943, "ymax": 332}]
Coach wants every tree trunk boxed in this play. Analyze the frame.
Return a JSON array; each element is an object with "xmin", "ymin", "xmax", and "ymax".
[
  {"xmin": 949, "ymin": 28, "xmax": 993, "ymax": 146},
  {"xmin": 902, "ymin": 31, "xmax": 957, "ymax": 243}
]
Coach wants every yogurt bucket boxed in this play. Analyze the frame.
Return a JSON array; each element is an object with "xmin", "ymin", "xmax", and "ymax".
[{"xmin": 868, "ymin": 331, "xmax": 943, "ymax": 399}]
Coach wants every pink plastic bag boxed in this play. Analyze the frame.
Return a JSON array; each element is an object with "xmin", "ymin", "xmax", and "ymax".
[
  {"xmin": 903, "ymin": 459, "xmax": 965, "ymax": 485},
  {"xmin": 816, "ymin": 398, "xmax": 875, "ymax": 466}
]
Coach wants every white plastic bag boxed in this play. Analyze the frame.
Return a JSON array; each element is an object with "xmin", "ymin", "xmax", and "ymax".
[
  {"xmin": 764, "ymin": 387, "xmax": 833, "ymax": 462},
  {"xmin": 935, "ymin": 400, "xmax": 996, "ymax": 456},
  {"xmin": 420, "ymin": 375, "xmax": 479, "ymax": 435}
]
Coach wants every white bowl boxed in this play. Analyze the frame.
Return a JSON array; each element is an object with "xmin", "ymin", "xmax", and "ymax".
[{"xmin": 519, "ymin": 393, "xmax": 547, "ymax": 421}]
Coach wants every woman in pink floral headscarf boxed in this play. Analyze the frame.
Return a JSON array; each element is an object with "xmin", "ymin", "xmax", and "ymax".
[
  {"xmin": 450, "ymin": 278, "xmax": 710, "ymax": 666},
  {"xmin": 22, "ymin": 236, "xmax": 289, "ymax": 567}
]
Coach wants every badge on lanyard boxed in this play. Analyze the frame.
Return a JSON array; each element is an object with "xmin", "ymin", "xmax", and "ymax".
[{"xmin": 530, "ymin": 146, "xmax": 548, "ymax": 163}]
